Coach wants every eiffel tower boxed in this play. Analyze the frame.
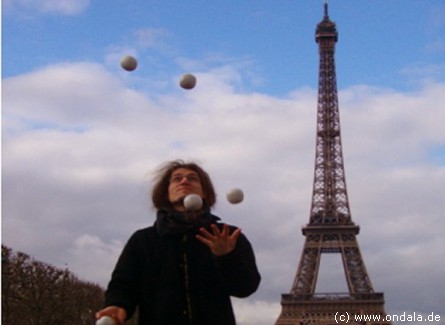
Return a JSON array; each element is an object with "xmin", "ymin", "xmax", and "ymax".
[{"xmin": 275, "ymin": 3, "xmax": 391, "ymax": 325}]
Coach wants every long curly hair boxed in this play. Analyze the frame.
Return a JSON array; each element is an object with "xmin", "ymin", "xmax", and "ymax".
[{"xmin": 151, "ymin": 160, "xmax": 217, "ymax": 209}]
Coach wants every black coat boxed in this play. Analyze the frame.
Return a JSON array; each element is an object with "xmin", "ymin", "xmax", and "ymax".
[{"xmin": 104, "ymin": 209, "xmax": 261, "ymax": 325}]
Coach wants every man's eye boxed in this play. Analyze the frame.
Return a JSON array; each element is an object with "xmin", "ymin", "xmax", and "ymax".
[
  {"xmin": 170, "ymin": 174, "xmax": 200, "ymax": 183},
  {"xmin": 188, "ymin": 176, "xmax": 199, "ymax": 182}
]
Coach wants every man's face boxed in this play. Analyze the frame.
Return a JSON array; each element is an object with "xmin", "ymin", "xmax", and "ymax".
[{"xmin": 168, "ymin": 168, "xmax": 205, "ymax": 210}]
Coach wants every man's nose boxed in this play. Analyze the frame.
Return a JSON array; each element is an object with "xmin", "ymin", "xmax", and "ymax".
[{"xmin": 179, "ymin": 176, "xmax": 191, "ymax": 184}]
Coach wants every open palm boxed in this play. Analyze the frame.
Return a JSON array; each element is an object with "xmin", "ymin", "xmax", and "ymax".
[{"xmin": 196, "ymin": 224, "xmax": 241, "ymax": 256}]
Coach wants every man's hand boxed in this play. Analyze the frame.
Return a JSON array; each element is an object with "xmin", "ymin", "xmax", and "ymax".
[
  {"xmin": 95, "ymin": 306, "xmax": 126, "ymax": 325},
  {"xmin": 196, "ymin": 224, "xmax": 241, "ymax": 256}
]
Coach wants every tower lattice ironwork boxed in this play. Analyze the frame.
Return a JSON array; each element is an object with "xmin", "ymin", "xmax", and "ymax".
[{"xmin": 275, "ymin": 4, "xmax": 391, "ymax": 325}]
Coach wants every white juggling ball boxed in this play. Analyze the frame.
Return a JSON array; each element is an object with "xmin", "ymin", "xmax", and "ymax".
[
  {"xmin": 179, "ymin": 73, "xmax": 197, "ymax": 89},
  {"xmin": 226, "ymin": 188, "xmax": 244, "ymax": 204},
  {"xmin": 96, "ymin": 316, "xmax": 116, "ymax": 325},
  {"xmin": 120, "ymin": 55, "xmax": 138, "ymax": 71},
  {"xmin": 183, "ymin": 194, "xmax": 203, "ymax": 211}
]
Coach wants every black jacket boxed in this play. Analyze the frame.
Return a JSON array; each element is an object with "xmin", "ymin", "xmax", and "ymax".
[{"xmin": 104, "ymin": 209, "xmax": 261, "ymax": 324}]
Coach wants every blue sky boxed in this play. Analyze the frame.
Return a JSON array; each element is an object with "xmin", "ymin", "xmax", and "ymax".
[
  {"xmin": 2, "ymin": 1, "xmax": 445, "ymax": 324},
  {"xmin": 4, "ymin": 1, "xmax": 444, "ymax": 94}
]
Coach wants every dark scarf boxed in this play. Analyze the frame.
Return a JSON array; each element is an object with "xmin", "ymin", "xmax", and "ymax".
[{"xmin": 155, "ymin": 208, "xmax": 220, "ymax": 236}]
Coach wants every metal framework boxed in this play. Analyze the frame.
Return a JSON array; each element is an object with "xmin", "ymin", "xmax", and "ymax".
[{"xmin": 275, "ymin": 4, "xmax": 391, "ymax": 325}]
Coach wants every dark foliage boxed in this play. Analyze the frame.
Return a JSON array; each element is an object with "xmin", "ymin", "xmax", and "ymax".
[{"xmin": 2, "ymin": 245, "xmax": 138, "ymax": 325}]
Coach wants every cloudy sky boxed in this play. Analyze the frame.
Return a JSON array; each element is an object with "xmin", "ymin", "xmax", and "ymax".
[{"xmin": 2, "ymin": 1, "xmax": 445, "ymax": 324}]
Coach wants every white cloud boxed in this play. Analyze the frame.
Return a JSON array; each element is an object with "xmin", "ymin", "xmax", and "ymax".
[
  {"xmin": 68, "ymin": 234, "xmax": 124, "ymax": 285},
  {"xmin": 232, "ymin": 299, "xmax": 281, "ymax": 325},
  {"xmin": 2, "ymin": 62, "xmax": 445, "ymax": 321},
  {"xmin": 4, "ymin": 0, "xmax": 91, "ymax": 15},
  {"xmin": 135, "ymin": 28, "xmax": 173, "ymax": 51}
]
